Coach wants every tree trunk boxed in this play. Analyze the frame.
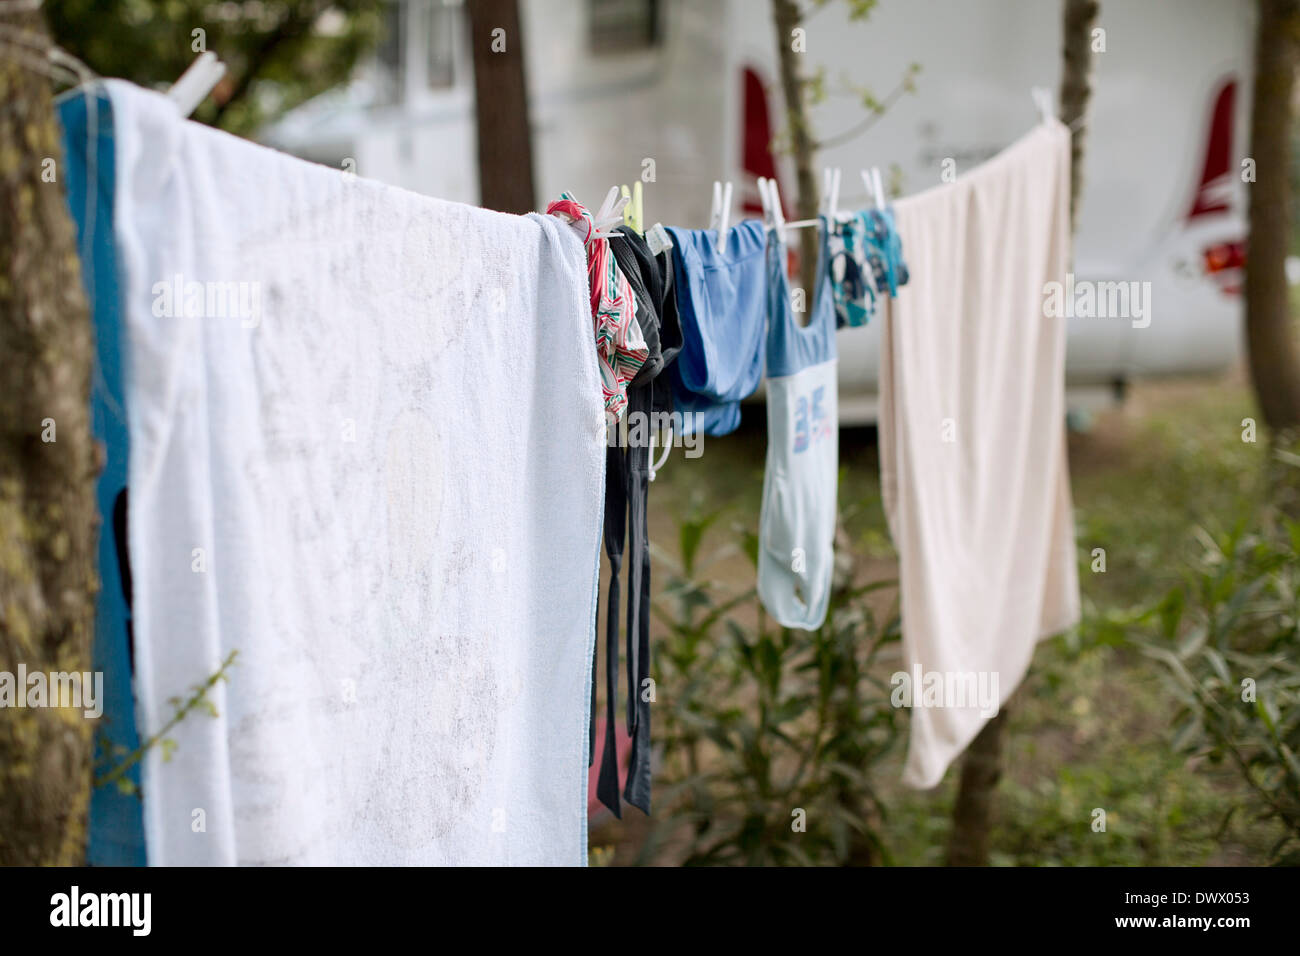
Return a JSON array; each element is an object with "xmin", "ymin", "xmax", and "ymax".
[
  {"xmin": 1059, "ymin": 0, "xmax": 1100, "ymax": 232},
  {"xmin": 944, "ymin": 0, "xmax": 1100, "ymax": 867},
  {"xmin": 771, "ymin": 0, "xmax": 821, "ymax": 310},
  {"xmin": 946, "ymin": 711, "xmax": 1008, "ymax": 866},
  {"xmin": 1245, "ymin": 0, "xmax": 1300, "ymax": 436},
  {"xmin": 0, "ymin": 12, "xmax": 100, "ymax": 865},
  {"xmin": 467, "ymin": 0, "xmax": 537, "ymax": 214}
]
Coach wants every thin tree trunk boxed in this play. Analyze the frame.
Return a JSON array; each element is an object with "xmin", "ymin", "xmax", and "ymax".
[
  {"xmin": 771, "ymin": 0, "xmax": 820, "ymax": 310},
  {"xmin": 945, "ymin": 0, "xmax": 1099, "ymax": 867},
  {"xmin": 468, "ymin": 0, "xmax": 536, "ymax": 214},
  {"xmin": 0, "ymin": 11, "xmax": 100, "ymax": 865},
  {"xmin": 1059, "ymin": 0, "xmax": 1100, "ymax": 232},
  {"xmin": 1245, "ymin": 0, "xmax": 1300, "ymax": 436},
  {"xmin": 946, "ymin": 711, "xmax": 1007, "ymax": 866}
]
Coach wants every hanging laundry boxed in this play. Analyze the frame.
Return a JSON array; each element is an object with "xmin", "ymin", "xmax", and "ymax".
[
  {"xmin": 664, "ymin": 221, "xmax": 768, "ymax": 436},
  {"xmin": 614, "ymin": 224, "xmax": 683, "ymax": 412},
  {"xmin": 547, "ymin": 198, "xmax": 649, "ymax": 425},
  {"xmin": 827, "ymin": 207, "xmax": 909, "ymax": 328},
  {"xmin": 58, "ymin": 88, "xmax": 148, "ymax": 866},
  {"xmin": 104, "ymin": 80, "xmax": 605, "ymax": 865},
  {"xmin": 756, "ymin": 218, "xmax": 839, "ymax": 631},
  {"xmin": 589, "ymin": 225, "xmax": 680, "ymax": 816},
  {"xmin": 878, "ymin": 120, "xmax": 1081, "ymax": 789}
]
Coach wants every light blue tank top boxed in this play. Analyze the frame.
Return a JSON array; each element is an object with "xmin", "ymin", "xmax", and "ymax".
[{"xmin": 757, "ymin": 219, "xmax": 839, "ymax": 630}]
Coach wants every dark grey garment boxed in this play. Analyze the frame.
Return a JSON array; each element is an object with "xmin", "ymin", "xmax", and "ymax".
[
  {"xmin": 610, "ymin": 228, "xmax": 662, "ymax": 388},
  {"xmin": 590, "ymin": 227, "xmax": 681, "ymax": 818},
  {"xmin": 620, "ymin": 384, "xmax": 653, "ymax": 812},
  {"xmin": 615, "ymin": 225, "xmax": 683, "ymax": 414},
  {"xmin": 595, "ymin": 443, "xmax": 627, "ymax": 816}
]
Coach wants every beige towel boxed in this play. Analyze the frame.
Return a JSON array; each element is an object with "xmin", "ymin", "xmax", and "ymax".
[{"xmin": 880, "ymin": 120, "xmax": 1081, "ymax": 789}]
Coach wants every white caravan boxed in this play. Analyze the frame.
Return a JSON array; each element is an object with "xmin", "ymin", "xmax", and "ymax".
[{"xmin": 264, "ymin": 0, "xmax": 1254, "ymax": 422}]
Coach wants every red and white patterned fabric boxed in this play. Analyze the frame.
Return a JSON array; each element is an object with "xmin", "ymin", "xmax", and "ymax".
[{"xmin": 547, "ymin": 198, "xmax": 647, "ymax": 424}]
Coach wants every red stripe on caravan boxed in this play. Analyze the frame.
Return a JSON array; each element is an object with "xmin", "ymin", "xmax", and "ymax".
[
  {"xmin": 741, "ymin": 66, "xmax": 788, "ymax": 218},
  {"xmin": 1188, "ymin": 79, "xmax": 1236, "ymax": 220}
]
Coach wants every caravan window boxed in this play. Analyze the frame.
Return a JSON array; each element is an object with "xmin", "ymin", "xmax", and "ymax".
[
  {"xmin": 589, "ymin": 0, "xmax": 660, "ymax": 53},
  {"xmin": 424, "ymin": 0, "xmax": 459, "ymax": 89},
  {"xmin": 376, "ymin": 0, "xmax": 460, "ymax": 102},
  {"xmin": 375, "ymin": 1, "xmax": 405, "ymax": 105}
]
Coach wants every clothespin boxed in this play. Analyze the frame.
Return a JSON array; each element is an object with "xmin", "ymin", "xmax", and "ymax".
[
  {"xmin": 556, "ymin": 188, "xmax": 630, "ymax": 240},
  {"xmin": 620, "ymin": 183, "xmax": 644, "ymax": 232},
  {"xmin": 763, "ymin": 177, "xmax": 786, "ymax": 235},
  {"xmin": 1031, "ymin": 86, "xmax": 1054, "ymax": 124},
  {"xmin": 591, "ymin": 186, "xmax": 631, "ymax": 239},
  {"xmin": 822, "ymin": 167, "xmax": 842, "ymax": 220},
  {"xmin": 709, "ymin": 180, "xmax": 733, "ymax": 253},
  {"xmin": 861, "ymin": 168, "xmax": 885, "ymax": 209},
  {"xmin": 168, "ymin": 51, "xmax": 227, "ymax": 118},
  {"xmin": 645, "ymin": 222, "xmax": 673, "ymax": 257}
]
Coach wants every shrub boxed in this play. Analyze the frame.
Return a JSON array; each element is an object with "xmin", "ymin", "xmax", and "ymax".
[
  {"xmin": 1140, "ymin": 500, "xmax": 1300, "ymax": 864},
  {"xmin": 638, "ymin": 503, "xmax": 903, "ymax": 865}
]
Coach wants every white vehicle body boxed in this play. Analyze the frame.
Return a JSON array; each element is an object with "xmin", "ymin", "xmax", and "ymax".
[{"xmin": 264, "ymin": 0, "xmax": 1253, "ymax": 422}]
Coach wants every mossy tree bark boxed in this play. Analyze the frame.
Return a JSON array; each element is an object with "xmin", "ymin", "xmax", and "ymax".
[
  {"xmin": 0, "ymin": 11, "xmax": 100, "ymax": 865},
  {"xmin": 771, "ymin": 0, "xmax": 822, "ymax": 309},
  {"xmin": 1245, "ymin": 0, "xmax": 1300, "ymax": 455},
  {"xmin": 1059, "ymin": 0, "xmax": 1100, "ymax": 233},
  {"xmin": 946, "ymin": 710, "xmax": 1008, "ymax": 866}
]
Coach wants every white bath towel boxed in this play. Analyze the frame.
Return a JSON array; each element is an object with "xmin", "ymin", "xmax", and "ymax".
[
  {"xmin": 879, "ymin": 120, "xmax": 1081, "ymax": 789},
  {"xmin": 106, "ymin": 81, "xmax": 605, "ymax": 864}
]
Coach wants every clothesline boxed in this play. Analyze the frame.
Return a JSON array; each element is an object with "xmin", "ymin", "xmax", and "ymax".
[{"xmin": 48, "ymin": 69, "xmax": 1079, "ymax": 867}]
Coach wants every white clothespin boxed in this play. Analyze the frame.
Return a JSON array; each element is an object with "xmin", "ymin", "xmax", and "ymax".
[
  {"xmin": 860, "ymin": 168, "xmax": 885, "ymax": 208},
  {"xmin": 709, "ymin": 180, "xmax": 733, "ymax": 253},
  {"xmin": 168, "ymin": 51, "xmax": 227, "ymax": 118},
  {"xmin": 822, "ymin": 167, "xmax": 842, "ymax": 220},
  {"xmin": 591, "ymin": 185, "xmax": 631, "ymax": 239},
  {"xmin": 1032, "ymin": 86, "xmax": 1054, "ymax": 124},
  {"xmin": 555, "ymin": 188, "xmax": 630, "ymax": 241},
  {"xmin": 758, "ymin": 176, "xmax": 786, "ymax": 235},
  {"xmin": 645, "ymin": 222, "xmax": 673, "ymax": 257}
]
